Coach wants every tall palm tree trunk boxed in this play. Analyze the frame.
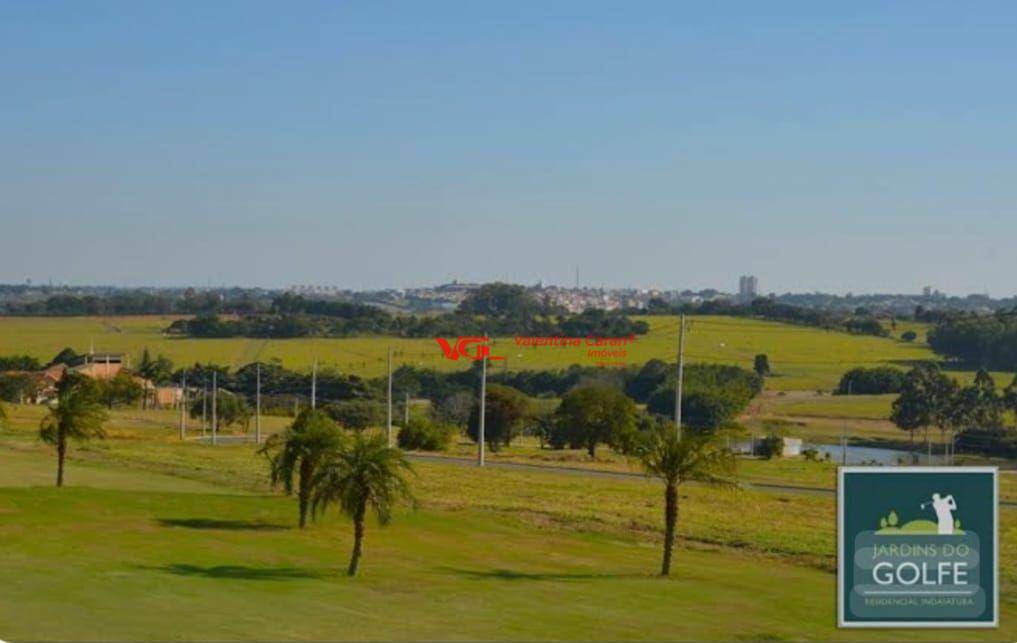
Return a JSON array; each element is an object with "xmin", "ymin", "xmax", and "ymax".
[
  {"xmin": 298, "ymin": 459, "xmax": 312, "ymax": 528},
  {"xmin": 661, "ymin": 481, "xmax": 678, "ymax": 576},
  {"xmin": 348, "ymin": 499, "xmax": 367, "ymax": 576},
  {"xmin": 56, "ymin": 434, "xmax": 66, "ymax": 487}
]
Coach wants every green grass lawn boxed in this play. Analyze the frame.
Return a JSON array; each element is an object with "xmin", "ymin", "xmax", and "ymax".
[
  {"xmin": 757, "ymin": 392, "xmax": 896, "ymax": 420},
  {"xmin": 0, "ymin": 314, "xmax": 950, "ymax": 391},
  {"xmin": 2, "ymin": 398, "xmax": 1016, "ymax": 640}
]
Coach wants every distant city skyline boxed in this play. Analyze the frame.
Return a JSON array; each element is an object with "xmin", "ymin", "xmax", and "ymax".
[
  {"xmin": 0, "ymin": 274, "xmax": 984, "ymax": 300},
  {"xmin": 3, "ymin": 3, "xmax": 1017, "ymax": 295}
]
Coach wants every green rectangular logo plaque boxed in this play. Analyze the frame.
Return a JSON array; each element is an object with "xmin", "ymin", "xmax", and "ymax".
[{"xmin": 838, "ymin": 467, "xmax": 998, "ymax": 628}]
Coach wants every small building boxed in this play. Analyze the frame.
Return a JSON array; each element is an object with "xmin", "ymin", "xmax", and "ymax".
[
  {"xmin": 72, "ymin": 353, "xmax": 126, "ymax": 381},
  {"xmin": 152, "ymin": 385, "xmax": 184, "ymax": 409},
  {"xmin": 729, "ymin": 436, "xmax": 803, "ymax": 458}
]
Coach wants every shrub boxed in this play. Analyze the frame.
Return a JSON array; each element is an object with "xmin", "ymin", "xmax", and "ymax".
[
  {"xmin": 323, "ymin": 399, "xmax": 385, "ymax": 430},
  {"xmin": 758, "ymin": 435, "xmax": 784, "ymax": 459},
  {"xmin": 397, "ymin": 417, "xmax": 456, "ymax": 451},
  {"xmin": 835, "ymin": 367, "xmax": 905, "ymax": 395},
  {"xmin": 901, "ymin": 330, "xmax": 918, "ymax": 342}
]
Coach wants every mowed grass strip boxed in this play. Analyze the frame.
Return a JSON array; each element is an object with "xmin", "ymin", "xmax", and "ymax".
[{"xmin": 0, "ymin": 314, "xmax": 947, "ymax": 390}]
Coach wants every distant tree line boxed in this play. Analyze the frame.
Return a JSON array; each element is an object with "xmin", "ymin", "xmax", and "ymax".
[
  {"xmin": 835, "ymin": 366, "xmax": 906, "ymax": 395},
  {"xmin": 632, "ymin": 297, "xmax": 890, "ymax": 337},
  {"xmin": 926, "ymin": 312, "xmax": 1017, "ymax": 370},
  {"xmin": 1, "ymin": 288, "xmax": 265, "ymax": 316},
  {"xmin": 167, "ymin": 284, "xmax": 650, "ymax": 339}
]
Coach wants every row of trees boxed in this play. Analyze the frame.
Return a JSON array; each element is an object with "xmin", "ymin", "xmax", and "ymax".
[
  {"xmin": 1, "ymin": 288, "xmax": 262, "ymax": 316},
  {"xmin": 926, "ymin": 313, "xmax": 1017, "ymax": 370},
  {"xmin": 632, "ymin": 297, "xmax": 891, "ymax": 337},
  {"xmin": 891, "ymin": 364, "xmax": 1017, "ymax": 458},
  {"xmin": 835, "ymin": 366, "xmax": 906, "ymax": 395}
]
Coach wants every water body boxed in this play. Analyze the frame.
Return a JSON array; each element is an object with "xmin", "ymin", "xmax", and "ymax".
[{"xmin": 809, "ymin": 443, "xmax": 942, "ymax": 466}]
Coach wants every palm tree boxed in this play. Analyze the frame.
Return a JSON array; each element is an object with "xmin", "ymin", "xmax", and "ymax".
[
  {"xmin": 311, "ymin": 431, "xmax": 414, "ymax": 576},
  {"xmin": 633, "ymin": 425, "xmax": 735, "ymax": 577},
  {"xmin": 259, "ymin": 408, "xmax": 344, "ymax": 528},
  {"xmin": 40, "ymin": 373, "xmax": 108, "ymax": 487}
]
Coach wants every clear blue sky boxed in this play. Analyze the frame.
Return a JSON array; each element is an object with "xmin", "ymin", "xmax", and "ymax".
[{"xmin": 3, "ymin": 1, "xmax": 1016, "ymax": 295}]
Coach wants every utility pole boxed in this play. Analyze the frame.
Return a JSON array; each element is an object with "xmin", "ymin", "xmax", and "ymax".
[
  {"xmin": 211, "ymin": 371, "xmax": 218, "ymax": 446},
  {"xmin": 387, "ymin": 347, "xmax": 393, "ymax": 446},
  {"xmin": 675, "ymin": 314, "xmax": 686, "ymax": 439},
  {"xmin": 255, "ymin": 363, "xmax": 262, "ymax": 445},
  {"xmin": 842, "ymin": 381, "xmax": 850, "ymax": 465},
  {"xmin": 478, "ymin": 353, "xmax": 487, "ymax": 467},
  {"xmin": 179, "ymin": 370, "xmax": 187, "ymax": 440},
  {"xmin": 201, "ymin": 381, "xmax": 208, "ymax": 437},
  {"xmin": 311, "ymin": 359, "xmax": 317, "ymax": 409}
]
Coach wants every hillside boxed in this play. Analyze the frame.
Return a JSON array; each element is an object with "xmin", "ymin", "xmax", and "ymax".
[{"xmin": 0, "ymin": 315, "xmax": 939, "ymax": 391}]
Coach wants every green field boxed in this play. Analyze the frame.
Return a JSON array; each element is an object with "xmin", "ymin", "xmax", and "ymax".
[
  {"xmin": 0, "ymin": 315, "xmax": 945, "ymax": 391},
  {"xmin": 1, "ymin": 404, "xmax": 1015, "ymax": 640}
]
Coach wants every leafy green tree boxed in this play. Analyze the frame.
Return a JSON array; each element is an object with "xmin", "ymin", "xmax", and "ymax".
[
  {"xmin": 550, "ymin": 385, "xmax": 637, "ymax": 457},
  {"xmin": 48, "ymin": 347, "xmax": 81, "ymax": 367},
  {"xmin": 311, "ymin": 431, "xmax": 414, "ymax": 576},
  {"xmin": 624, "ymin": 359, "xmax": 669, "ymax": 403},
  {"xmin": 99, "ymin": 371, "xmax": 144, "ymax": 408},
  {"xmin": 189, "ymin": 390, "xmax": 252, "ymax": 431},
  {"xmin": 753, "ymin": 354, "xmax": 771, "ymax": 377},
  {"xmin": 648, "ymin": 387, "xmax": 746, "ymax": 433},
  {"xmin": 1004, "ymin": 374, "xmax": 1017, "ymax": 425},
  {"xmin": 323, "ymin": 399, "xmax": 385, "ymax": 431},
  {"xmin": 39, "ymin": 373, "xmax": 108, "ymax": 487},
  {"xmin": 466, "ymin": 384, "xmax": 530, "ymax": 451},
  {"xmin": 138, "ymin": 348, "xmax": 175, "ymax": 385},
  {"xmin": 891, "ymin": 364, "xmax": 956, "ymax": 459},
  {"xmin": 954, "ymin": 369, "xmax": 1001, "ymax": 428},
  {"xmin": 259, "ymin": 409, "xmax": 344, "ymax": 528},
  {"xmin": 0, "ymin": 373, "xmax": 37, "ymax": 403},
  {"xmin": 435, "ymin": 391, "xmax": 474, "ymax": 429},
  {"xmin": 631, "ymin": 427, "xmax": 735, "ymax": 576},
  {"xmin": 836, "ymin": 367, "xmax": 905, "ymax": 395},
  {"xmin": 0, "ymin": 355, "xmax": 42, "ymax": 371},
  {"xmin": 457, "ymin": 282, "xmax": 546, "ymax": 318},
  {"xmin": 397, "ymin": 416, "xmax": 456, "ymax": 451}
]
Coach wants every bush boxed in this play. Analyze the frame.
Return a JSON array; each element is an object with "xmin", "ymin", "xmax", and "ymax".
[
  {"xmin": 397, "ymin": 417, "xmax": 456, "ymax": 451},
  {"xmin": 323, "ymin": 399, "xmax": 385, "ymax": 430},
  {"xmin": 901, "ymin": 330, "xmax": 918, "ymax": 342},
  {"xmin": 758, "ymin": 435, "xmax": 784, "ymax": 459},
  {"xmin": 835, "ymin": 367, "xmax": 905, "ymax": 395},
  {"xmin": 956, "ymin": 426, "xmax": 1017, "ymax": 458}
]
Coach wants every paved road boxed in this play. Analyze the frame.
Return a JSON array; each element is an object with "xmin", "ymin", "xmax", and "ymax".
[{"xmin": 407, "ymin": 453, "xmax": 1017, "ymax": 509}]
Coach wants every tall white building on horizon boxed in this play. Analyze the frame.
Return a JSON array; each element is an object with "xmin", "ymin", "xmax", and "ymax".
[{"xmin": 738, "ymin": 275, "xmax": 758, "ymax": 302}]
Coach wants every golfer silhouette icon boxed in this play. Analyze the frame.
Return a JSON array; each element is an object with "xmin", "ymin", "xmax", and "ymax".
[{"xmin": 921, "ymin": 493, "xmax": 957, "ymax": 535}]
